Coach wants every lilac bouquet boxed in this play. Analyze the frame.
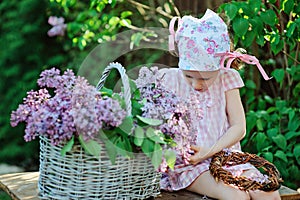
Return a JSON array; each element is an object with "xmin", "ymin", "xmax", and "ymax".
[
  {"xmin": 134, "ymin": 67, "xmax": 193, "ymax": 172},
  {"xmin": 10, "ymin": 68, "xmax": 126, "ymax": 152},
  {"xmin": 10, "ymin": 66, "xmax": 192, "ymax": 172}
]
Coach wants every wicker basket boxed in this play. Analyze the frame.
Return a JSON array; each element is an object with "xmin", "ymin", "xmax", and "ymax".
[
  {"xmin": 38, "ymin": 63, "xmax": 161, "ymax": 200},
  {"xmin": 209, "ymin": 150, "xmax": 283, "ymax": 191}
]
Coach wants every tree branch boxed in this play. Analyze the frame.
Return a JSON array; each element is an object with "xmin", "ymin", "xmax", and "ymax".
[{"xmin": 127, "ymin": 0, "xmax": 174, "ymax": 19}]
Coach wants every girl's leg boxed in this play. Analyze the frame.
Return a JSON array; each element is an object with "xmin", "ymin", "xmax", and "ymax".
[
  {"xmin": 249, "ymin": 189, "xmax": 281, "ymax": 200},
  {"xmin": 186, "ymin": 171, "xmax": 250, "ymax": 200},
  {"xmin": 241, "ymin": 169, "xmax": 281, "ymax": 200}
]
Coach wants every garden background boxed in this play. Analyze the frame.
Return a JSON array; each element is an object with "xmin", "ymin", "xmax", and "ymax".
[{"xmin": 0, "ymin": 0, "xmax": 299, "ymax": 198}]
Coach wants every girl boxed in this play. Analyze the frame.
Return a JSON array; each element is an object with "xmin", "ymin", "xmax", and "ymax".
[{"xmin": 159, "ymin": 9, "xmax": 281, "ymax": 200}]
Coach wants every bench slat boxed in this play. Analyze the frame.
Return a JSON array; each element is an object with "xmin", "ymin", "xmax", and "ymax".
[{"xmin": 1, "ymin": 172, "xmax": 299, "ymax": 200}]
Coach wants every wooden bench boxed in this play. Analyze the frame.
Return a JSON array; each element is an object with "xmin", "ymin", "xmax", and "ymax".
[{"xmin": 1, "ymin": 172, "xmax": 299, "ymax": 200}]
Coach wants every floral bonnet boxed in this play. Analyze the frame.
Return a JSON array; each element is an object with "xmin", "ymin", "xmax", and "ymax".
[{"xmin": 169, "ymin": 9, "xmax": 272, "ymax": 80}]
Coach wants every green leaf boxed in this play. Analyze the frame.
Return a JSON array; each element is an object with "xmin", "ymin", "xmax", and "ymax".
[
  {"xmin": 272, "ymin": 134, "xmax": 287, "ymax": 150},
  {"xmin": 96, "ymin": 2, "xmax": 106, "ymax": 12},
  {"xmin": 245, "ymin": 80, "xmax": 256, "ymax": 89},
  {"xmin": 61, "ymin": 136, "xmax": 74, "ymax": 156},
  {"xmin": 274, "ymin": 150, "xmax": 288, "ymax": 163},
  {"xmin": 134, "ymin": 126, "xmax": 144, "ymax": 146},
  {"xmin": 118, "ymin": 116, "xmax": 133, "ymax": 134},
  {"xmin": 293, "ymin": 82, "xmax": 300, "ymax": 97},
  {"xmin": 272, "ymin": 69, "xmax": 285, "ymax": 83},
  {"xmin": 286, "ymin": 22, "xmax": 296, "ymax": 37},
  {"xmin": 256, "ymin": 34, "xmax": 265, "ymax": 46},
  {"xmin": 256, "ymin": 132, "xmax": 268, "ymax": 151},
  {"xmin": 263, "ymin": 152, "xmax": 273, "ymax": 162},
  {"xmin": 250, "ymin": 17, "xmax": 264, "ymax": 34},
  {"xmin": 281, "ymin": 0, "xmax": 294, "ymax": 15},
  {"xmin": 146, "ymin": 127, "xmax": 166, "ymax": 144},
  {"xmin": 288, "ymin": 110, "xmax": 300, "ymax": 131},
  {"xmin": 120, "ymin": 19, "xmax": 131, "ymax": 27},
  {"xmin": 256, "ymin": 119, "xmax": 264, "ymax": 131},
  {"xmin": 116, "ymin": 137, "xmax": 133, "ymax": 158},
  {"xmin": 271, "ymin": 39, "xmax": 284, "ymax": 55},
  {"xmin": 151, "ymin": 143, "xmax": 162, "ymax": 170},
  {"xmin": 275, "ymin": 100, "xmax": 286, "ymax": 110},
  {"xmin": 239, "ymin": 2, "xmax": 252, "ymax": 16},
  {"xmin": 249, "ymin": 0, "xmax": 261, "ymax": 14},
  {"xmin": 233, "ymin": 18, "xmax": 249, "ymax": 37},
  {"xmin": 266, "ymin": 107, "xmax": 277, "ymax": 114},
  {"xmin": 274, "ymin": 160, "xmax": 289, "ymax": 178},
  {"xmin": 130, "ymin": 32, "xmax": 143, "ymax": 48},
  {"xmin": 224, "ymin": 3, "xmax": 238, "ymax": 20},
  {"xmin": 100, "ymin": 86, "xmax": 113, "ymax": 96},
  {"xmin": 136, "ymin": 115, "xmax": 162, "ymax": 126},
  {"xmin": 104, "ymin": 139, "xmax": 117, "ymax": 165},
  {"xmin": 165, "ymin": 149, "xmax": 176, "ymax": 170},
  {"xmin": 293, "ymin": 144, "xmax": 300, "ymax": 165},
  {"xmin": 108, "ymin": 16, "xmax": 120, "ymax": 27},
  {"xmin": 264, "ymin": 95, "xmax": 273, "ymax": 104},
  {"xmin": 129, "ymin": 79, "xmax": 138, "ymax": 94},
  {"xmin": 79, "ymin": 135, "xmax": 102, "ymax": 157},
  {"xmin": 121, "ymin": 11, "xmax": 133, "ymax": 18},
  {"xmin": 141, "ymin": 138, "xmax": 155, "ymax": 157},
  {"xmin": 260, "ymin": 10, "xmax": 277, "ymax": 26},
  {"xmin": 267, "ymin": 128, "xmax": 278, "ymax": 138},
  {"xmin": 288, "ymin": 165, "xmax": 300, "ymax": 181},
  {"xmin": 285, "ymin": 131, "xmax": 300, "ymax": 140},
  {"xmin": 243, "ymin": 30, "xmax": 256, "ymax": 47},
  {"xmin": 132, "ymin": 100, "xmax": 143, "ymax": 116}
]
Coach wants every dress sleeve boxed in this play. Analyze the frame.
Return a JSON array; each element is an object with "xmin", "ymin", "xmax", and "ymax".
[
  {"xmin": 222, "ymin": 68, "xmax": 244, "ymax": 92},
  {"xmin": 158, "ymin": 68, "xmax": 179, "ymax": 92}
]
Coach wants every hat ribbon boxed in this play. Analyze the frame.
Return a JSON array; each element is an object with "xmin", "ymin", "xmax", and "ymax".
[
  {"xmin": 216, "ymin": 51, "xmax": 272, "ymax": 80},
  {"xmin": 169, "ymin": 16, "xmax": 181, "ymax": 51}
]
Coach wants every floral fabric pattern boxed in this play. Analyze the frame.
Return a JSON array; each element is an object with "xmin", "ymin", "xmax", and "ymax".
[{"xmin": 175, "ymin": 9, "xmax": 230, "ymax": 71}]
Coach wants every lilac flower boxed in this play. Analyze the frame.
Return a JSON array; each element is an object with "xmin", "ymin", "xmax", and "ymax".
[
  {"xmin": 96, "ymin": 97, "xmax": 126, "ymax": 128},
  {"xmin": 11, "ymin": 68, "xmax": 126, "ymax": 146},
  {"xmin": 135, "ymin": 66, "xmax": 193, "ymax": 170},
  {"xmin": 10, "ymin": 89, "xmax": 50, "ymax": 127},
  {"xmin": 47, "ymin": 16, "xmax": 67, "ymax": 37}
]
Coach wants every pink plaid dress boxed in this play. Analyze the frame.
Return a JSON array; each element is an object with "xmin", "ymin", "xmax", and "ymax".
[{"xmin": 159, "ymin": 67, "xmax": 256, "ymax": 191}]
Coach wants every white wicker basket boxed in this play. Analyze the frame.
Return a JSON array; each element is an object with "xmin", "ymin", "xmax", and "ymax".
[{"xmin": 38, "ymin": 63, "xmax": 161, "ymax": 200}]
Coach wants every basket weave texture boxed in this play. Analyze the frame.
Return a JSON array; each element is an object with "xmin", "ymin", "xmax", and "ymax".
[
  {"xmin": 38, "ymin": 63, "xmax": 161, "ymax": 199},
  {"xmin": 209, "ymin": 150, "xmax": 283, "ymax": 191}
]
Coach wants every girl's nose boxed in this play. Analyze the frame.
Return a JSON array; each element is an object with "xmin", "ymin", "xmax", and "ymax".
[{"xmin": 192, "ymin": 80, "xmax": 203, "ymax": 90}]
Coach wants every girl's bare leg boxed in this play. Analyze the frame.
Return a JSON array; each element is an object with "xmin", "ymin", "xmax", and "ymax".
[
  {"xmin": 241, "ymin": 169, "xmax": 281, "ymax": 200},
  {"xmin": 249, "ymin": 190, "xmax": 281, "ymax": 200},
  {"xmin": 186, "ymin": 171, "xmax": 250, "ymax": 200}
]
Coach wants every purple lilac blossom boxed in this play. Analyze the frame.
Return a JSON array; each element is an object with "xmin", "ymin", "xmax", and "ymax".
[
  {"xmin": 47, "ymin": 16, "xmax": 67, "ymax": 37},
  {"xmin": 135, "ymin": 66, "xmax": 193, "ymax": 170},
  {"xmin": 70, "ymin": 77, "xmax": 126, "ymax": 141},
  {"xmin": 11, "ymin": 68, "xmax": 126, "ymax": 146}
]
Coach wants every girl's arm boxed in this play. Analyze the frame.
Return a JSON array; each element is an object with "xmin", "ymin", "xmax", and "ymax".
[{"xmin": 189, "ymin": 88, "xmax": 246, "ymax": 165}]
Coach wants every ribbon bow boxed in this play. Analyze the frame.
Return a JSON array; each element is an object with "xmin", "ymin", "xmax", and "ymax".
[
  {"xmin": 216, "ymin": 52, "xmax": 272, "ymax": 81},
  {"xmin": 168, "ymin": 17, "xmax": 181, "ymax": 52}
]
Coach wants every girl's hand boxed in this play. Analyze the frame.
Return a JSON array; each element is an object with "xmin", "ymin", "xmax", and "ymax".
[{"xmin": 188, "ymin": 145, "xmax": 213, "ymax": 165}]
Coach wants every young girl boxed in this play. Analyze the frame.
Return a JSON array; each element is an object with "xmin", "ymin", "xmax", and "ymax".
[{"xmin": 159, "ymin": 9, "xmax": 281, "ymax": 200}]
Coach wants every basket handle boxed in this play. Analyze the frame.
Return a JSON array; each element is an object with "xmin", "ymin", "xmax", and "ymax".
[{"xmin": 96, "ymin": 62, "xmax": 132, "ymax": 116}]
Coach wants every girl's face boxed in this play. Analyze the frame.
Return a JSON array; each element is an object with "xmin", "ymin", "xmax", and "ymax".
[{"xmin": 182, "ymin": 70, "xmax": 219, "ymax": 92}]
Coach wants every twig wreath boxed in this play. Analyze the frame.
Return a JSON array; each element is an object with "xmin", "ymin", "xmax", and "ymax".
[{"xmin": 209, "ymin": 150, "xmax": 283, "ymax": 191}]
